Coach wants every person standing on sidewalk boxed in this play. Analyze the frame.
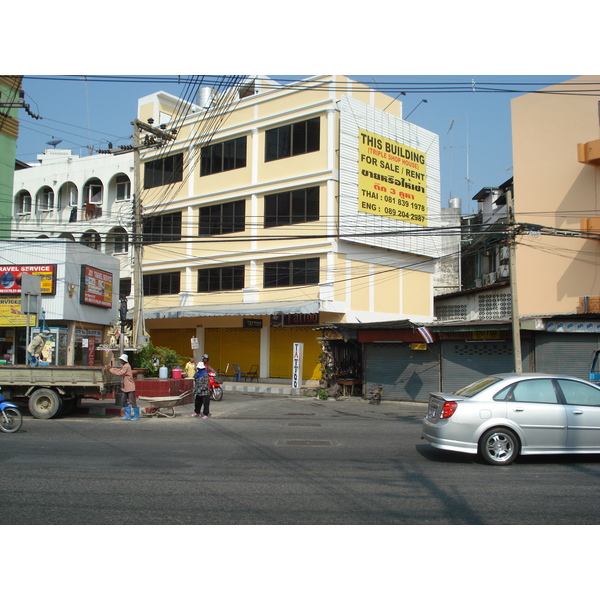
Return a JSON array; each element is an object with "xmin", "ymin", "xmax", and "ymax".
[
  {"xmin": 192, "ymin": 360, "xmax": 210, "ymax": 418},
  {"xmin": 184, "ymin": 356, "xmax": 196, "ymax": 378},
  {"xmin": 105, "ymin": 353, "xmax": 138, "ymax": 421}
]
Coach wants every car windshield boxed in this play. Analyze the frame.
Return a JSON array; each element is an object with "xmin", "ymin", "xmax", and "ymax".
[{"xmin": 454, "ymin": 377, "xmax": 502, "ymax": 398}]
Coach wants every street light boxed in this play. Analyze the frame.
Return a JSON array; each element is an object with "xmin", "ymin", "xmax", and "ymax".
[{"xmin": 405, "ymin": 99, "xmax": 428, "ymax": 120}]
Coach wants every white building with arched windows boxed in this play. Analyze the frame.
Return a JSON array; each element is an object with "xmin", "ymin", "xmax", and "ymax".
[{"xmin": 12, "ymin": 148, "xmax": 134, "ymax": 301}]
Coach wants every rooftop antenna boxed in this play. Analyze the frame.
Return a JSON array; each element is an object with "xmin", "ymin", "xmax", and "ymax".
[
  {"xmin": 465, "ymin": 115, "xmax": 473, "ymax": 213},
  {"xmin": 46, "ymin": 137, "xmax": 62, "ymax": 148},
  {"xmin": 442, "ymin": 117, "xmax": 470, "ymax": 212}
]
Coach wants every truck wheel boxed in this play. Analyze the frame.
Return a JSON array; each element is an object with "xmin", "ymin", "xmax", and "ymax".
[{"xmin": 29, "ymin": 388, "xmax": 63, "ymax": 419}]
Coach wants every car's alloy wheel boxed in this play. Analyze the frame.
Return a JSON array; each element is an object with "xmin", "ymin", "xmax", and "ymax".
[{"xmin": 479, "ymin": 427, "xmax": 519, "ymax": 466}]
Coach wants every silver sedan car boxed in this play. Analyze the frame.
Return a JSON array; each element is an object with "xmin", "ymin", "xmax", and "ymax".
[{"xmin": 422, "ymin": 373, "xmax": 600, "ymax": 465}]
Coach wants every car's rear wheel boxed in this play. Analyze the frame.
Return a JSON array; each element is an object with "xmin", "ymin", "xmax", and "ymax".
[{"xmin": 479, "ymin": 427, "xmax": 519, "ymax": 465}]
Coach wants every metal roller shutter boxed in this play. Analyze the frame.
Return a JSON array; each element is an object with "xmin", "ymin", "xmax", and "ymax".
[
  {"xmin": 441, "ymin": 340, "xmax": 519, "ymax": 394},
  {"xmin": 364, "ymin": 343, "xmax": 440, "ymax": 402},
  {"xmin": 534, "ymin": 333, "xmax": 600, "ymax": 380}
]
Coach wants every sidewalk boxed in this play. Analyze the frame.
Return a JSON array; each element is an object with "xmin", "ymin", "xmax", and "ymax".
[{"xmin": 76, "ymin": 379, "xmax": 321, "ymax": 417}]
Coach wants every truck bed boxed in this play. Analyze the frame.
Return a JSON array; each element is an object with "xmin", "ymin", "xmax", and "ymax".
[{"xmin": 0, "ymin": 365, "xmax": 119, "ymax": 389}]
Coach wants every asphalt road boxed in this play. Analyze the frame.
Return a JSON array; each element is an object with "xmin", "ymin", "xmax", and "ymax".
[{"xmin": 2, "ymin": 392, "xmax": 600, "ymax": 525}]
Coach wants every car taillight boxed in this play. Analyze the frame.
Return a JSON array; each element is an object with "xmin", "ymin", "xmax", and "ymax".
[{"xmin": 441, "ymin": 401, "xmax": 458, "ymax": 419}]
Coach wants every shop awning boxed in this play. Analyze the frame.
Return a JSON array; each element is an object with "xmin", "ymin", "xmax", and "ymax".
[{"xmin": 143, "ymin": 299, "xmax": 321, "ymax": 320}]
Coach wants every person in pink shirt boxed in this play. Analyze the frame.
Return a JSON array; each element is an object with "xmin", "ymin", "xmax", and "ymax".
[{"xmin": 105, "ymin": 353, "xmax": 138, "ymax": 421}]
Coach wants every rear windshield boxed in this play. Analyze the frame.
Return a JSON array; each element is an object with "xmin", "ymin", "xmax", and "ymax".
[{"xmin": 454, "ymin": 377, "xmax": 501, "ymax": 398}]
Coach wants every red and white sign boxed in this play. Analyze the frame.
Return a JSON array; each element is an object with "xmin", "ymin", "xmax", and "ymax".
[{"xmin": 80, "ymin": 265, "xmax": 113, "ymax": 308}]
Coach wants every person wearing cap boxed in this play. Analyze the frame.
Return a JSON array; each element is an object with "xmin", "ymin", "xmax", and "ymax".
[
  {"xmin": 105, "ymin": 353, "xmax": 138, "ymax": 421},
  {"xmin": 192, "ymin": 360, "xmax": 210, "ymax": 418},
  {"xmin": 27, "ymin": 330, "xmax": 51, "ymax": 366}
]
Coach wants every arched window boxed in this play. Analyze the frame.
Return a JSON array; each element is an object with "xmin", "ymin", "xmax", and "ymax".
[
  {"xmin": 59, "ymin": 182, "xmax": 78, "ymax": 208},
  {"xmin": 36, "ymin": 185, "xmax": 55, "ymax": 212},
  {"xmin": 115, "ymin": 174, "xmax": 131, "ymax": 201},
  {"xmin": 83, "ymin": 178, "xmax": 103, "ymax": 220},
  {"xmin": 81, "ymin": 230, "xmax": 101, "ymax": 251},
  {"xmin": 15, "ymin": 190, "xmax": 32, "ymax": 215},
  {"xmin": 107, "ymin": 227, "xmax": 129, "ymax": 254}
]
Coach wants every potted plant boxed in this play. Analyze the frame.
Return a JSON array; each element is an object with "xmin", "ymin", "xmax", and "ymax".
[{"xmin": 131, "ymin": 342, "xmax": 185, "ymax": 378}]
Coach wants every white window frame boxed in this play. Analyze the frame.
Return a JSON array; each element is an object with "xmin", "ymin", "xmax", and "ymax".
[
  {"xmin": 38, "ymin": 188, "xmax": 55, "ymax": 212},
  {"xmin": 17, "ymin": 192, "xmax": 32, "ymax": 215},
  {"xmin": 86, "ymin": 184, "xmax": 103, "ymax": 205},
  {"xmin": 115, "ymin": 177, "xmax": 131, "ymax": 202}
]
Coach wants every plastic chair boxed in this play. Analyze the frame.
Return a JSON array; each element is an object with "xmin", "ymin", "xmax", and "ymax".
[
  {"xmin": 232, "ymin": 364, "xmax": 246, "ymax": 382},
  {"xmin": 217, "ymin": 363, "xmax": 230, "ymax": 381},
  {"xmin": 245, "ymin": 365, "xmax": 258, "ymax": 382}
]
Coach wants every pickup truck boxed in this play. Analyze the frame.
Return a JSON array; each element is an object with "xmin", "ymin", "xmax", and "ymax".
[{"xmin": 0, "ymin": 365, "xmax": 120, "ymax": 419}]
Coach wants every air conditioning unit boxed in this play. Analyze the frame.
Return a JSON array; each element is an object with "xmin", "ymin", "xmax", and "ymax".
[
  {"xmin": 484, "ymin": 272, "xmax": 497, "ymax": 285},
  {"xmin": 497, "ymin": 265, "xmax": 510, "ymax": 278},
  {"xmin": 500, "ymin": 246, "xmax": 510, "ymax": 260},
  {"xmin": 475, "ymin": 278, "xmax": 483, "ymax": 288}
]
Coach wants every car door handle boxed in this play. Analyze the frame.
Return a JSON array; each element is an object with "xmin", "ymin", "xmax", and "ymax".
[
  {"xmin": 513, "ymin": 407, "xmax": 524, "ymax": 412},
  {"xmin": 572, "ymin": 410, "xmax": 583, "ymax": 415}
]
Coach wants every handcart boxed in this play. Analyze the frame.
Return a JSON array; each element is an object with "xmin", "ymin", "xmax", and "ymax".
[{"xmin": 138, "ymin": 390, "xmax": 193, "ymax": 418}]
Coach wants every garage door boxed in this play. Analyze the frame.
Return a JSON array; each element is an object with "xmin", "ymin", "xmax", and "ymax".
[
  {"xmin": 534, "ymin": 333, "xmax": 600, "ymax": 380},
  {"xmin": 364, "ymin": 343, "xmax": 440, "ymax": 402},
  {"xmin": 441, "ymin": 340, "xmax": 528, "ymax": 394}
]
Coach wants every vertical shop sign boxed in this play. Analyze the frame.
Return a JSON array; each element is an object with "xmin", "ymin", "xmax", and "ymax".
[{"xmin": 292, "ymin": 342, "xmax": 303, "ymax": 389}]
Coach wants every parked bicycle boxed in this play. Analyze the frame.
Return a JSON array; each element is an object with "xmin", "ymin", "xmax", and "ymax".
[{"xmin": 0, "ymin": 386, "xmax": 23, "ymax": 433}]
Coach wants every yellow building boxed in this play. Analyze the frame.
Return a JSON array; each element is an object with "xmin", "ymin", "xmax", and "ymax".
[{"xmin": 135, "ymin": 76, "xmax": 441, "ymax": 382}]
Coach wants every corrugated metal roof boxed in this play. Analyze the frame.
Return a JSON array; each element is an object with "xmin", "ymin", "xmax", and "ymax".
[{"xmin": 144, "ymin": 299, "xmax": 320, "ymax": 319}]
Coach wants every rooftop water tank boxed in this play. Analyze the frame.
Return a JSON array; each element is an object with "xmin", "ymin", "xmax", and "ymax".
[
  {"xmin": 448, "ymin": 196, "xmax": 461, "ymax": 210},
  {"xmin": 197, "ymin": 87, "xmax": 217, "ymax": 109}
]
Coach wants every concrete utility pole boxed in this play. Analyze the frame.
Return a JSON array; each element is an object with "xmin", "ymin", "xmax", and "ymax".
[
  {"xmin": 130, "ymin": 119, "xmax": 176, "ymax": 349},
  {"xmin": 507, "ymin": 188, "xmax": 522, "ymax": 374},
  {"xmin": 112, "ymin": 119, "xmax": 176, "ymax": 350}
]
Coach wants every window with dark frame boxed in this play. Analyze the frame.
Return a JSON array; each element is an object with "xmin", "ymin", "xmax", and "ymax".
[
  {"xmin": 200, "ymin": 136, "xmax": 247, "ymax": 176},
  {"xmin": 199, "ymin": 200, "xmax": 246, "ymax": 236},
  {"xmin": 263, "ymin": 257, "xmax": 320, "ymax": 288},
  {"xmin": 143, "ymin": 271, "xmax": 181, "ymax": 296},
  {"xmin": 144, "ymin": 153, "xmax": 184, "ymax": 189},
  {"xmin": 264, "ymin": 186, "xmax": 319, "ymax": 228},
  {"xmin": 197, "ymin": 265, "xmax": 245, "ymax": 293},
  {"xmin": 142, "ymin": 211, "xmax": 182, "ymax": 244},
  {"xmin": 265, "ymin": 117, "xmax": 320, "ymax": 162}
]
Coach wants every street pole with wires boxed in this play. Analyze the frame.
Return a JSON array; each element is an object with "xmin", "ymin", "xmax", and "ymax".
[
  {"xmin": 122, "ymin": 119, "xmax": 177, "ymax": 350},
  {"xmin": 507, "ymin": 188, "xmax": 523, "ymax": 374}
]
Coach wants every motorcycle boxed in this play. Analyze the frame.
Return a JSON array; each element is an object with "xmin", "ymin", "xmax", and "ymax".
[
  {"xmin": 208, "ymin": 371, "xmax": 223, "ymax": 401},
  {"xmin": 0, "ymin": 388, "xmax": 23, "ymax": 433}
]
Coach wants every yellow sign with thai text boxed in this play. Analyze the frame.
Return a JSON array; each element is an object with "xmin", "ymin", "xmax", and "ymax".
[
  {"xmin": 0, "ymin": 298, "xmax": 36, "ymax": 326},
  {"xmin": 358, "ymin": 129, "xmax": 427, "ymax": 225}
]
